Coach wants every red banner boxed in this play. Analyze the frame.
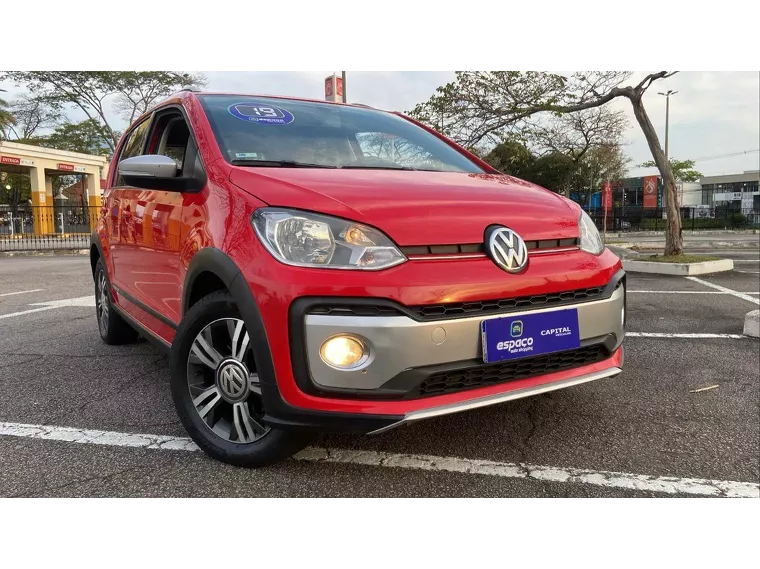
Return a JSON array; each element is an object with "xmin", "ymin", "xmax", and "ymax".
[
  {"xmin": 643, "ymin": 176, "xmax": 658, "ymax": 208},
  {"xmin": 58, "ymin": 163, "xmax": 75, "ymax": 171},
  {"xmin": 1, "ymin": 156, "xmax": 21, "ymax": 165},
  {"xmin": 602, "ymin": 181, "xmax": 612, "ymax": 211}
]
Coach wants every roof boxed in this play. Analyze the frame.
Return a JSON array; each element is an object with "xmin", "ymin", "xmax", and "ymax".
[{"xmin": 168, "ymin": 90, "xmax": 380, "ymax": 110}]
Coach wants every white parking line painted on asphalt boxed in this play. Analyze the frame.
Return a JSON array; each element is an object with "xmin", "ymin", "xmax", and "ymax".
[
  {"xmin": 686, "ymin": 277, "xmax": 760, "ymax": 305},
  {"xmin": 629, "ymin": 290, "xmax": 760, "ymax": 294},
  {"xmin": 0, "ymin": 421, "xmax": 757, "ymax": 497},
  {"xmin": 0, "ymin": 295, "xmax": 95, "ymax": 320},
  {"xmin": 0, "ymin": 289, "xmax": 44, "ymax": 297},
  {"xmin": 627, "ymin": 332, "xmax": 749, "ymax": 339}
]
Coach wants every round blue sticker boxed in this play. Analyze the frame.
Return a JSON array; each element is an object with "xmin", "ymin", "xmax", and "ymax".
[{"xmin": 228, "ymin": 103, "xmax": 294, "ymax": 125}]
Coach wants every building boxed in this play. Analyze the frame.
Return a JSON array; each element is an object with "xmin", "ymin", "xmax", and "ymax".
[
  {"xmin": 592, "ymin": 176, "xmax": 701, "ymax": 209},
  {"xmin": 700, "ymin": 170, "xmax": 760, "ymax": 211},
  {"xmin": 0, "ymin": 140, "xmax": 108, "ymax": 234}
]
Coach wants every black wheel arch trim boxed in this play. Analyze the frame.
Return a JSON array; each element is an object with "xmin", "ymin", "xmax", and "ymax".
[
  {"xmin": 90, "ymin": 231, "xmax": 105, "ymax": 280},
  {"xmin": 182, "ymin": 248, "xmax": 401, "ymax": 433}
]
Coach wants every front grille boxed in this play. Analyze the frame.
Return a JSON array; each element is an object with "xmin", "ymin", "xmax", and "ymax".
[
  {"xmin": 416, "ymin": 344, "xmax": 608, "ymax": 398},
  {"xmin": 306, "ymin": 286, "xmax": 607, "ymax": 321},
  {"xmin": 407, "ymin": 286, "xmax": 605, "ymax": 320},
  {"xmin": 307, "ymin": 304, "xmax": 403, "ymax": 317},
  {"xmin": 400, "ymin": 238, "xmax": 578, "ymax": 257}
]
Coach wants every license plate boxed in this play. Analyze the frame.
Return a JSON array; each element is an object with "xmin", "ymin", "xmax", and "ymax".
[{"xmin": 481, "ymin": 309, "xmax": 581, "ymax": 364}]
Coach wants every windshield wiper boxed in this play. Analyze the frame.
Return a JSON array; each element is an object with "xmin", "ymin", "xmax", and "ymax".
[
  {"xmin": 231, "ymin": 160, "xmax": 337, "ymax": 169},
  {"xmin": 340, "ymin": 164, "xmax": 417, "ymax": 171}
]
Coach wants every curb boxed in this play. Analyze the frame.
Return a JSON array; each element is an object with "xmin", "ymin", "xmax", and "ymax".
[
  {"xmin": 622, "ymin": 259, "xmax": 734, "ymax": 275},
  {"xmin": 0, "ymin": 249, "xmax": 89, "ymax": 258},
  {"xmin": 744, "ymin": 310, "xmax": 760, "ymax": 338}
]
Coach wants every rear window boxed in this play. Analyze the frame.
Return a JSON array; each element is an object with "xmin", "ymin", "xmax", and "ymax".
[{"xmin": 198, "ymin": 95, "xmax": 483, "ymax": 173}]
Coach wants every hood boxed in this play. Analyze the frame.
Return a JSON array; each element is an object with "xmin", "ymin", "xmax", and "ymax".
[{"xmin": 229, "ymin": 168, "xmax": 580, "ymax": 246}]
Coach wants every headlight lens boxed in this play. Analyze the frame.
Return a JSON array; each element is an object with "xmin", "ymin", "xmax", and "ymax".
[
  {"xmin": 579, "ymin": 210, "xmax": 604, "ymax": 255},
  {"xmin": 252, "ymin": 208, "xmax": 406, "ymax": 270}
]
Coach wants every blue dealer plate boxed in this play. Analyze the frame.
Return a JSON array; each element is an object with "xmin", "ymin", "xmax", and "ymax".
[{"xmin": 481, "ymin": 309, "xmax": 581, "ymax": 364}]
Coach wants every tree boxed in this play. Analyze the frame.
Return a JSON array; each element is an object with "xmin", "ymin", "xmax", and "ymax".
[
  {"xmin": 411, "ymin": 71, "xmax": 686, "ymax": 255},
  {"xmin": 527, "ymin": 106, "xmax": 629, "ymax": 165},
  {"xmin": 36, "ymin": 119, "xmax": 111, "ymax": 156},
  {"xmin": 2, "ymin": 95, "xmax": 61, "ymax": 141},
  {"xmin": 576, "ymin": 143, "xmax": 631, "ymax": 205},
  {"xmin": 483, "ymin": 138, "xmax": 629, "ymax": 199},
  {"xmin": 0, "ymin": 72, "xmax": 206, "ymax": 152},
  {"xmin": 528, "ymin": 152, "xmax": 577, "ymax": 195},
  {"xmin": 0, "ymin": 96, "xmax": 15, "ymax": 140},
  {"xmin": 484, "ymin": 138, "xmax": 535, "ymax": 179},
  {"xmin": 639, "ymin": 158, "xmax": 702, "ymax": 182}
]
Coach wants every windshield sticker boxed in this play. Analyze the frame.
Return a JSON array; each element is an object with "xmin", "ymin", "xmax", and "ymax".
[
  {"xmin": 235, "ymin": 152, "xmax": 261, "ymax": 159},
  {"xmin": 228, "ymin": 103, "xmax": 294, "ymax": 125}
]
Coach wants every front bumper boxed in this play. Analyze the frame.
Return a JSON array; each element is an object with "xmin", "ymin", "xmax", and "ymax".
[{"xmin": 295, "ymin": 272, "xmax": 625, "ymax": 398}]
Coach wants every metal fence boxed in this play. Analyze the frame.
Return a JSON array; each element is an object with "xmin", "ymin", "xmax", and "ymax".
[
  {"xmin": 0, "ymin": 205, "xmax": 99, "ymax": 251},
  {"xmin": 587, "ymin": 206, "xmax": 760, "ymax": 233}
]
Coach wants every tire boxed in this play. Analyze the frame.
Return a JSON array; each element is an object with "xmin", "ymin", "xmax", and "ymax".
[
  {"xmin": 169, "ymin": 290, "xmax": 311, "ymax": 467},
  {"xmin": 94, "ymin": 258, "xmax": 139, "ymax": 345}
]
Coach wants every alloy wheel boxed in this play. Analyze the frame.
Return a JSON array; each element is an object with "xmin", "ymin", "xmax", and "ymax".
[
  {"xmin": 96, "ymin": 270, "xmax": 109, "ymax": 332},
  {"xmin": 186, "ymin": 318, "xmax": 270, "ymax": 444}
]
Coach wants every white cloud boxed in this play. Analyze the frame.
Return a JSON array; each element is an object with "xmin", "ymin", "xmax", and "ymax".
[{"xmin": 3, "ymin": 71, "xmax": 758, "ymax": 176}]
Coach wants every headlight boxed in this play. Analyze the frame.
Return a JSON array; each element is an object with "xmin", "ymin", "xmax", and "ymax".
[
  {"xmin": 578, "ymin": 209, "xmax": 604, "ymax": 255},
  {"xmin": 252, "ymin": 208, "xmax": 406, "ymax": 270}
]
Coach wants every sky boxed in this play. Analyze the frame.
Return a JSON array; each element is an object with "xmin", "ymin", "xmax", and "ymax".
[{"xmin": 2, "ymin": 71, "xmax": 758, "ymax": 178}]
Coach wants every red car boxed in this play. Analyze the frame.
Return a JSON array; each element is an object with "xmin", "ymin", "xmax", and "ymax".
[{"xmin": 91, "ymin": 90, "xmax": 626, "ymax": 467}]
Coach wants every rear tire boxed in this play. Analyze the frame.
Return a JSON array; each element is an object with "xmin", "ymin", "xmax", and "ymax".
[
  {"xmin": 170, "ymin": 290, "xmax": 311, "ymax": 467},
  {"xmin": 94, "ymin": 258, "xmax": 139, "ymax": 345}
]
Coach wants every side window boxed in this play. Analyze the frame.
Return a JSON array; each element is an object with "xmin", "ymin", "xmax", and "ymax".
[
  {"xmin": 147, "ymin": 111, "xmax": 200, "ymax": 178},
  {"xmin": 355, "ymin": 132, "xmax": 445, "ymax": 170},
  {"xmin": 115, "ymin": 119, "xmax": 152, "ymax": 187}
]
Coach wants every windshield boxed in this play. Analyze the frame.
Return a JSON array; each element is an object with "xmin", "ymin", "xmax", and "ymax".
[{"xmin": 198, "ymin": 95, "xmax": 484, "ymax": 173}]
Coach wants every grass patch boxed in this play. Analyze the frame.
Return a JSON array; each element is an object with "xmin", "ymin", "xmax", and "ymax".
[{"xmin": 643, "ymin": 254, "xmax": 722, "ymax": 263}]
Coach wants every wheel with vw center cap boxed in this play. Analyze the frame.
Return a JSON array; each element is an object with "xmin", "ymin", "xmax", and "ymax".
[{"xmin": 169, "ymin": 291, "xmax": 310, "ymax": 467}]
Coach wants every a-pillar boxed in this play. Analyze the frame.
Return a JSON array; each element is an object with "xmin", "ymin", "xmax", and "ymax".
[
  {"xmin": 29, "ymin": 166, "xmax": 53, "ymax": 235},
  {"xmin": 85, "ymin": 172, "xmax": 102, "ymax": 230}
]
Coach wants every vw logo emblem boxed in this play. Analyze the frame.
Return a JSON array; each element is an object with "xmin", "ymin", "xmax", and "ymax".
[
  {"xmin": 218, "ymin": 362, "xmax": 248, "ymax": 401},
  {"xmin": 485, "ymin": 226, "xmax": 528, "ymax": 274}
]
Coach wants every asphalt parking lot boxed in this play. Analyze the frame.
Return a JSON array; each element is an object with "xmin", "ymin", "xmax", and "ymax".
[{"xmin": 1, "ymin": 254, "xmax": 758, "ymax": 497}]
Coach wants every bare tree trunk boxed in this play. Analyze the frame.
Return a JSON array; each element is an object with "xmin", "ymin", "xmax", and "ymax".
[{"xmin": 629, "ymin": 94, "xmax": 683, "ymax": 255}]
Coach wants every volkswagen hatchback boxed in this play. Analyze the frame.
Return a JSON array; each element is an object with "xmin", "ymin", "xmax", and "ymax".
[{"xmin": 91, "ymin": 91, "xmax": 625, "ymax": 467}]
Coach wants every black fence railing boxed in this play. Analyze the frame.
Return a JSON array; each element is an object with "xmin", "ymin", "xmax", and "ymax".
[
  {"xmin": 0, "ymin": 205, "xmax": 99, "ymax": 251},
  {"xmin": 586, "ymin": 206, "xmax": 760, "ymax": 232}
]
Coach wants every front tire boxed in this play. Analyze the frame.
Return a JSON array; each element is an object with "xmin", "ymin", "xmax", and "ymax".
[
  {"xmin": 94, "ymin": 258, "xmax": 139, "ymax": 345},
  {"xmin": 169, "ymin": 291, "xmax": 310, "ymax": 467}
]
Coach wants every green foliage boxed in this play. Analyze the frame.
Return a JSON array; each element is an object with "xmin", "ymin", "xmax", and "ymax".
[
  {"xmin": 483, "ymin": 138, "xmax": 534, "ymax": 178},
  {"xmin": 35, "ymin": 120, "xmax": 112, "ymax": 155},
  {"xmin": 0, "ymin": 71, "xmax": 206, "ymax": 152},
  {"xmin": 0, "ymin": 172, "xmax": 31, "ymax": 206},
  {"xmin": 640, "ymin": 159, "xmax": 702, "ymax": 181},
  {"xmin": 0, "ymin": 96, "xmax": 16, "ymax": 139},
  {"xmin": 408, "ymin": 71, "xmax": 631, "ymax": 147},
  {"xmin": 482, "ymin": 138, "xmax": 629, "ymax": 197}
]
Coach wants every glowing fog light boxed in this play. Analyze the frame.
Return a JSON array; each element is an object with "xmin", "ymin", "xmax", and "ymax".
[{"xmin": 319, "ymin": 335, "xmax": 368, "ymax": 369}]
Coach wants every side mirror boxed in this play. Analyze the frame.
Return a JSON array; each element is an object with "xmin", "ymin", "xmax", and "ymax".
[{"xmin": 119, "ymin": 155, "xmax": 204, "ymax": 192}]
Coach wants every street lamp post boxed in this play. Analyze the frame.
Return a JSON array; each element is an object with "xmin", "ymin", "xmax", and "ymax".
[{"xmin": 657, "ymin": 90, "xmax": 678, "ymax": 161}]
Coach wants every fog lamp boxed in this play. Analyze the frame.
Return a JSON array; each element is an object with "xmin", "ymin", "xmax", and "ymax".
[{"xmin": 319, "ymin": 335, "xmax": 367, "ymax": 369}]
